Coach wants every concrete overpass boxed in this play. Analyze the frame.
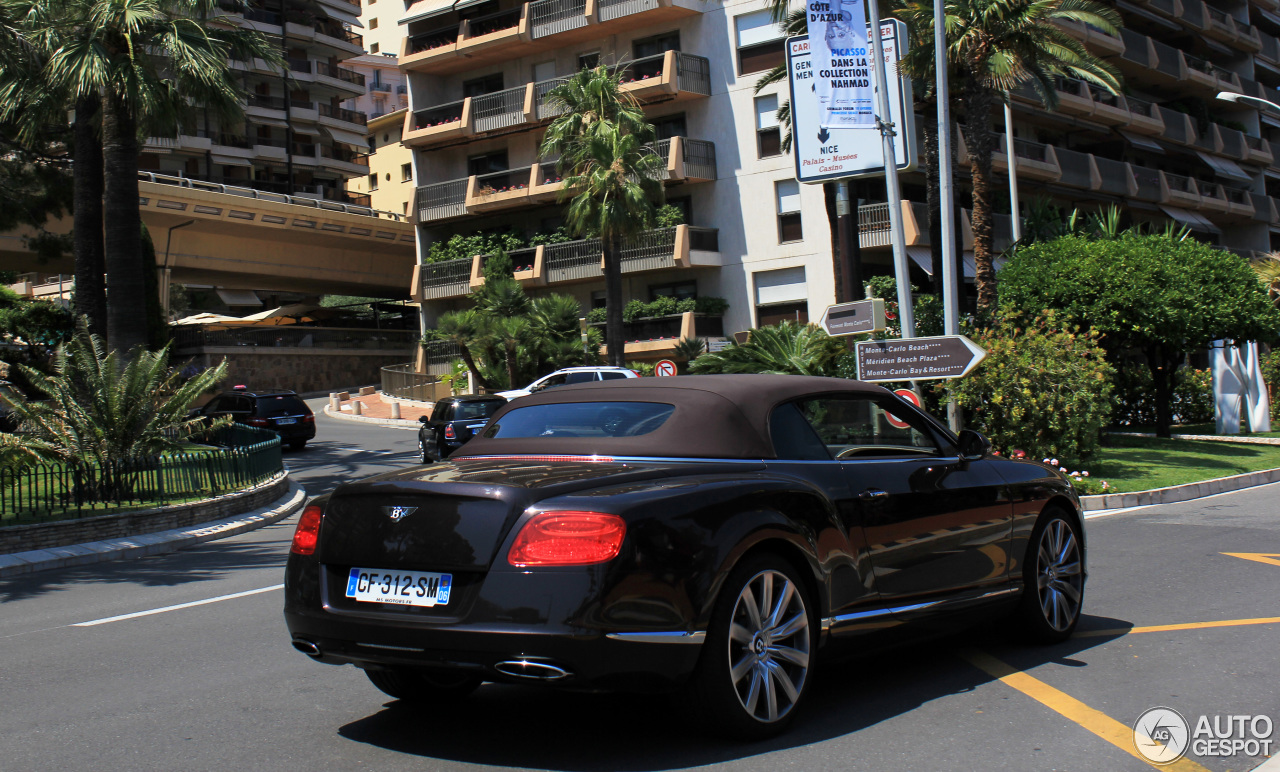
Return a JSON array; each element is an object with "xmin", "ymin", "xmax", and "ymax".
[{"xmin": 0, "ymin": 174, "xmax": 417, "ymax": 299}]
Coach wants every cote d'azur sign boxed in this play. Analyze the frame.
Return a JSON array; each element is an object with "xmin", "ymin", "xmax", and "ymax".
[{"xmin": 805, "ymin": 0, "xmax": 874, "ymax": 128}]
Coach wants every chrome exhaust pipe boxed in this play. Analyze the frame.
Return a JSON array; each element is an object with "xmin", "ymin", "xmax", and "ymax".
[
  {"xmin": 493, "ymin": 660, "xmax": 571, "ymax": 681},
  {"xmin": 292, "ymin": 639, "xmax": 321, "ymax": 657}
]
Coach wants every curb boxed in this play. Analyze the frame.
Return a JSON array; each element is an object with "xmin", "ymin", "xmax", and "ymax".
[
  {"xmin": 323, "ymin": 404, "xmax": 421, "ymax": 429},
  {"xmin": 1109, "ymin": 431, "xmax": 1280, "ymax": 446},
  {"xmin": 1080, "ymin": 467, "xmax": 1280, "ymax": 512},
  {"xmin": 0, "ymin": 480, "xmax": 308, "ymax": 578}
]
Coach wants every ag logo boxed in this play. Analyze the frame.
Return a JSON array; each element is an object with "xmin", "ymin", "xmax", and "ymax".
[
  {"xmin": 1134, "ymin": 707, "xmax": 1190, "ymax": 764},
  {"xmin": 384, "ymin": 506, "xmax": 417, "ymax": 522}
]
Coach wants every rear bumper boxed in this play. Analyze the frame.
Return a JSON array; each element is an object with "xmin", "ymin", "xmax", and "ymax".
[{"xmin": 283, "ymin": 556, "xmax": 704, "ymax": 692}]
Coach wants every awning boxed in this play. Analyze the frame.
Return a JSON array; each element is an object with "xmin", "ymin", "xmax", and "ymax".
[
  {"xmin": 216, "ymin": 289, "xmax": 263, "ymax": 307},
  {"xmin": 401, "ymin": 0, "xmax": 487, "ymax": 25},
  {"xmin": 247, "ymin": 115, "xmax": 289, "ymax": 129},
  {"xmin": 1118, "ymin": 130, "xmax": 1164, "ymax": 154},
  {"xmin": 291, "ymin": 123, "xmax": 322, "ymax": 136},
  {"xmin": 210, "ymin": 153, "xmax": 253, "ymax": 168},
  {"xmin": 322, "ymin": 126, "xmax": 370, "ymax": 149},
  {"xmin": 225, "ymin": 303, "xmax": 319, "ymax": 325},
  {"xmin": 1160, "ymin": 205, "xmax": 1222, "ymax": 234},
  {"xmin": 319, "ymin": 6, "xmax": 362, "ymax": 28},
  {"xmin": 906, "ymin": 246, "xmax": 977, "ymax": 278},
  {"xmin": 1196, "ymin": 151, "xmax": 1253, "ymax": 183}
]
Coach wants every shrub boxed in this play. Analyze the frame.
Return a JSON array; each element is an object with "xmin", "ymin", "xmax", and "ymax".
[
  {"xmin": 1173, "ymin": 368, "xmax": 1213, "ymax": 424},
  {"xmin": 586, "ymin": 307, "xmax": 607, "ymax": 325},
  {"xmin": 694, "ymin": 296, "xmax": 729, "ymax": 315},
  {"xmin": 622, "ymin": 299, "xmax": 647, "ymax": 323},
  {"xmin": 1264, "ymin": 350, "xmax": 1280, "ymax": 423},
  {"xmin": 654, "ymin": 204, "xmax": 685, "ymax": 228},
  {"xmin": 951, "ymin": 312, "xmax": 1115, "ymax": 461}
]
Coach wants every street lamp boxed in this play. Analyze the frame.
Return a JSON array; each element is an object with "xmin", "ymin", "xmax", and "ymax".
[
  {"xmin": 1216, "ymin": 90, "xmax": 1280, "ymax": 117},
  {"xmin": 162, "ymin": 219, "xmax": 196, "ymax": 320}
]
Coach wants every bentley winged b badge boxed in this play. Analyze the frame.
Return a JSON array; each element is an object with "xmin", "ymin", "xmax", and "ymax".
[{"xmin": 384, "ymin": 506, "xmax": 417, "ymax": 522}]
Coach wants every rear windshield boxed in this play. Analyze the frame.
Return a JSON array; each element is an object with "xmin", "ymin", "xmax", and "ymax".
[
  {"xmin": 453, "ymin": 400, "xmax": 504, "ymax": 420},
  {"xmin": 253, "ymin": 395, "xmax": 310, "ymax": 416},
  {"xmin": 482, "ymin": 401, "xmax": 675, "ymax": 439}
]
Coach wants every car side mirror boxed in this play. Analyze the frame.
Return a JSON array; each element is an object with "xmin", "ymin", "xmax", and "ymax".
[
  {"xmin": 418, "ymin": 415, "xmax": 429, "ymax": 423},
  {"xmin": 957, "ymin": 429, "xmax": 991, "ymax": 461}
]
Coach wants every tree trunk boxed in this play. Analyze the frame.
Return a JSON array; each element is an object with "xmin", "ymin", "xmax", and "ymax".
[
  {"xmin": 455, "ymin": 345, "xmax": 491, "ymax": 391},
  {"xmin": 823, "ymin": 182, "xmax": 845, "ymax": 302},
  {"xmin": 603, "ymin": 236, "xmax": 625, "ymax": 367},
  {"xmin": 101, "ymin": 92, "xmax": 149, "ymax": 356},
  {"xmin": 1148, "ymin": 348, "xmax": 1182, "ymax": 439},
  {"xmin": 964, "ymin": 74, "xmax": 998, "ymax": 316},
  {"xmin": 73, "ymin": 95, "xmax": 107, "ymax": 339}
]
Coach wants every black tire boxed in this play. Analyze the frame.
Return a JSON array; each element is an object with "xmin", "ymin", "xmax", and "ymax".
[
  {"xmin": 687, "ymin": 552, "xmax": 817, "ymax": 740},
  {"xmin": 1014, "ymin": 507, "xmax": 1085, "ymax": 644},
  {"xmin": 288, "ymin": 440, "xmax": 306, "ymax": 451},
  {"xmin": 365, "ymin": 667, "xmax": 481, "ymax": 703}
]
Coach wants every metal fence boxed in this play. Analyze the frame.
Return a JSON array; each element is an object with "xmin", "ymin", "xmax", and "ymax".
[
  {"xmin": 598, "ymin": 0, "xmax": 659, "ymax": 22},
  {"xmin": 473, "ymin": 86, "xmax": 529, "ymax": 132},
  {"xmin": 535, "ymin": 76, "xmax": 572, "ymax": 119},
  {"xmin": 529, "ymin": 0, "xmax": 588, "ymax": 38},
  {"xmin": 676, "ymin": 53, "xmax": 712, "ymax": 95},
  {"xmin": 416, "ymin": 178, "xmax": 469, "ymax": 222},
  {"xmin": 382, "ymin": 363, "xmax": 441, "ymax": 402},
  {"xmin": 138, "ymin": 172, "xmax": 404, "ymax": 221},
  {"xmin": 421, "ymin": 257, "xmax": 474, "ymax": 298},
  {"xmin": 0, "ymin": 426, "xmax": 282, "ymax": 524},
  {"xmin": 421, "ymin": 340, "xmax": 464, "ymax": 375},
  {"xmin": 683, "ymin": 139, "xmax": 717, "ymax": 179}
]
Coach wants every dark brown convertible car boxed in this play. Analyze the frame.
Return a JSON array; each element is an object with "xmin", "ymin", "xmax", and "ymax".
[{"xmin": 284, "ymin": 375, "xmax": 1084, "ymax": 737}]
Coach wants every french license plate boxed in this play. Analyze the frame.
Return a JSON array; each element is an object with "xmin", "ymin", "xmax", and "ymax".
[
  {"xmin": 276, "ymin": 417, "xmax": 297, "ymax": 425},
  {"xmin": 345, "ymin": 568, "xmax": 452, "ymax": 607}
]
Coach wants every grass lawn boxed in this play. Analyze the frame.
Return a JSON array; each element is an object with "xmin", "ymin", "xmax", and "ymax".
[
  {"xmin": 1118, "ymin": 422, "xmax": 1280, "ymax": 439},
  {"xmin": 1084, "ymin": 435, "xmax": 1280, "ymax": 493}
]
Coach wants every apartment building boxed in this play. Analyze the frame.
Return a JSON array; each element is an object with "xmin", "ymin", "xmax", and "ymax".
[
  {"xmin": 398, "ymin": 0, "xmax": 1280, "ymax": 366},
  {"xmin": 348, "ymin": 108, "xmax": 417, "ymax": 215},
  {"xmin": 139, "ymin": 0, "xmax": 372, "ymax": 206}
]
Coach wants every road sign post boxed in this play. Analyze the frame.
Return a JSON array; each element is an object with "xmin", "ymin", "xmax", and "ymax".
[
  {"xmin": 819, "ymin": 298, "xmax": 886, "ymax": 336},
  {"xmin": 855, "ymin": 335, "xmax": 987, "ymax": 382}
]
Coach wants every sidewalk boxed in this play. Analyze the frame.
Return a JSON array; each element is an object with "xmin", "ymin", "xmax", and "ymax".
[{"xmin": 325, "ymin": 391, "xmax": 431, "ymax": 428}]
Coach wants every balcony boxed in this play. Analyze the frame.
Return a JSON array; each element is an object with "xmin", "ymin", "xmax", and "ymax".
[
  {"xmin": 315, "ymin": 62, "xmax": 366, "ymax": 90},
  {"xmin": 1246, "ymin": 135, "xmax": 1275, "ymax": 167},
  {"xmin": 1148, "ymin": 38, "xmax": 1189, "ymax": 87},
  {"xmin": 857, "ymin": 201, "xmax": 928, "ymax": 249},
  {"xmin": 1160, "ymin": 171, "xmax": 1202, "ymax": 208},
  {"xmin": 1054, "ymin": 148, "xmax": 1099, "ymax": 191},
  {"xmin": 318, "ymin": 103, "xmax": 368, "ymax": 127},
  {"xmin": 1123, "ymin": 96, "xmax": 1164, "ymax": 136},
  {"xmin": 416, "ymin": 225, "xmax": 719, "ymax": 300},
  {"xmin": 1223, "ymin": 186, "xmax": 1255, "ymax": 218},
  {"xmin": 1261, "ymin": 33, "xmax": 1280, "ymax": 69},
  {"xmin": 414, "ymin": 138, "xmax": 716, "ymax": 223},
  {"xmin": 955, "ymin": 133, "xmax": 1061, "ymax": 182},
  {"xmin": 402, "ymin": 53, "xmax": 711, "ymax": 150},
  {"xmin": 1053, "ymin": 17, "xmax": 1123, "ymax": 57},
  {"xmin": 400, "ymin": 0, "xmax": 699, "ymax": 74},
  {"xmin": 1184, "ymin": 53, "xmax": 1241, "ymax": 96},
  {"xmin": 1157, "ymin": 106, "xmax": 1194, "ymax": 146},
  {"xmin": 1201, "ymin": 5, "xmax": 1261, "ymax": 51}
]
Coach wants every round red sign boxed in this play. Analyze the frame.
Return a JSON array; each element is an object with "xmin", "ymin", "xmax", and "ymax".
[
  {"xmin": 654, "ymin": 360, "xmax": 678, "ymax": 377},
  {"xmin": 886, "ymin": 388, "xmax": 921, "ymax": 429}
]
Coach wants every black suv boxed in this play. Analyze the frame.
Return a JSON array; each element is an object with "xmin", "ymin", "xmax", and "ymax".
[
  {"xmin": 417, "ymin": 394, "xmax": 506, "ymax": 462},
  {"xmin": 192, "ymin": 388, "xmax": 316, "ymax": 450}
]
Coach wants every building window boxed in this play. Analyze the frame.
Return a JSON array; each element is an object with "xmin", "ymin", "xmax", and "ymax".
[
  {"xmin": 401, "ymin": 162, "xmax": 413, "ymax": 181},
  {"xmin": 403, "ymin": 202, "xmax": 409, "ymax": 214},
  {"xmin": 633, "ymin": 31, "xmax": 680, "ymax": 59},
  {"xmin": 369, "ymin": 17, "xmax": 378, "ymax": 29},
  {"xmin": 368, "ymin": 173, "xmax": 378, "ymax": 190},
  {"xmin": 753, "ymin": 266, "xmax": 809, "ymax": 326},
  {"xmin": 370, "ymin": 42, "xmax": 379, "ymax": 53},
  {"xmin": 367, "ymin": 137, "xmax": 376, "ymax": 154},
  {"xmin": 649, "ymin": 281, "xmax": 697, "ymax": 301},
  {"xmin": 736, "ymin": 10, "xmax": 785, "ymax": 75},
  {"xmin": 463, "ymin": 73, "xmax": 504, "ymax": 98},
  {"xmin": 776, "ymin": 179, "xmax": 802, "ymax": 243},
  {"xmin": 652, "ymin": 113, "xmax": 687, "ymax": 140},
  {"xmin": 591, "ymin": 290, "xmax": 607, "ymax": 309},
  {"xmin": 578, "ymin": 51, "xmax": 600, "ymax": 70},
  {"xmin": 756, "ymin": 94, "xmax": 782, "ymax": 158}
]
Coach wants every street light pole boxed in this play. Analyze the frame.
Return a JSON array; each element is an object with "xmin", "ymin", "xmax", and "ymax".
[
  {"xmin": 1004, "ymin": 97, "xmax": 1021, "ymax": 243},
  {"xmin": 162, "ymin": 219, "xmax": 196, "ymax": 320},
  {"xmin": 935, "ymin": 0, "xmax": 962, "ymax": 432}
]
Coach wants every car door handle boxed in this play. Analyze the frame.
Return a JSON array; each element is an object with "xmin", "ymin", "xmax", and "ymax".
[{"xmin": 859, "ymin": 489, "xmax": 889, "ymax": 500}]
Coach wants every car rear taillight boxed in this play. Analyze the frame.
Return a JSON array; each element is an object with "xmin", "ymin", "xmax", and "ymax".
[
  {"xmin": 246, "ymin": 418, "xmax": 269, "ymax": 427},
  {"xmin": 444, "ymin": 424, "xmax": 456, "ymax": 440},
  {"xmin": 508, "ymin": 511, "xmax": 626, "ymax": 567},
  {"xmin": 290, "ymin": 504, "xmax": 324, "ymax": 555},
  {"xmin": 302, "ymin": 414, "xmax": 315, "ymax": 423}
]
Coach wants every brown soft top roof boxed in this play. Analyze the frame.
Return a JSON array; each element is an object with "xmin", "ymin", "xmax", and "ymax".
[{"xmin": 453, "ymin": 374, "xmax": 891, "ymax": 460}]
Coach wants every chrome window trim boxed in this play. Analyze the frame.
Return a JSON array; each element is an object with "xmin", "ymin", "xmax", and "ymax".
[
  {"xmin": 605, "ymin": 630, "xmax": 707, "ymax": 644},
  {"xmin": 821, "ymin": 587, "xmax": 1020, "ymax": 629}
]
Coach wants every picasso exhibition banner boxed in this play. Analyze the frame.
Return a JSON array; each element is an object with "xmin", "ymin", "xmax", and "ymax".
[{"xmin": 805, "ymin": 0, "xmax": 875, "ymax": 128}]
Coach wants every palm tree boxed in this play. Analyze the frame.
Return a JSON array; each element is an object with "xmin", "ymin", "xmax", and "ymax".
[
  {"xmin": 0, "ymin": 322, "xmax": 229, "ymax": 474},
  {"xmin": 940, "ymin": 0, "xmax": 1121, "ymax": 313},
  {"xmin": 1254, "ymin": 256, "xmax": 1280, "ymax": 307},
  {"xmin": 688, "ymin": 321, "xmax": 846, "ymax": 376},
  {"xmin": 435, "ymin": 309, "xmax": 492, "ymax": 391},
  {"xmin": 29, "ymin": 0, "xmax": 280, "ymax": 355},
  {"xmin": 542, "ymin": 67, "xmax": 666, "ymax": 366}
]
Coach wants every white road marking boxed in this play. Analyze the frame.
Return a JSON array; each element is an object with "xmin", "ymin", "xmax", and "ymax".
[{"xmin": 72, "ymin": 585, "xmax": 284, "ymax": 627}]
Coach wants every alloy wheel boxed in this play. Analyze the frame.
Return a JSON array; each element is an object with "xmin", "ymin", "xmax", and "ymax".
[
  {"xmin": 1036, "ymin": 518, "xmax": 1083, "ymax": 632},
  {"xmin": 727, "ymin": 569, "xmax": 811, "ymax": 723}
]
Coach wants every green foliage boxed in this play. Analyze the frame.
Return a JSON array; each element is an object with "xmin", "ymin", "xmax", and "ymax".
[
  {"xmin": 689, "ymin": 320, "xmax": 845, "ymax": 376},
  {"xmin": 1262, "ymin": 350, "xmax": 1280, "ymax": 423},
  {"xmin": 0, "ymin": 322, "xmax": 229, "ymax": 472},
  {"xmin": 426, "ymin": 231, "xmax": 526, "ymax": 264},
  {"xmin": 586, "ymin": 307, "xmax": 607, "ymax": 325},
  {"xmin": 628, "ymin": 361, "xmax": 655, "ymax": 377},
  {"xmin": 860, "ymin": 276, "xmax": 942, "ymax": 338},
  {"xmin": 695, "ymin": 296, "xmax": 730, "ymax": 315},
  {"xmin": 609, "ymin": 296, "xmax": 729, "ymax": 324},
  {"xmin": 951, "ymin": 313, "xmax": 1115, "ymax": 461},
  {"xmin": 0, "ymin": 126, "xmax": 73, "ymax": 261},
  {"xmin": 1000, "ymin": 233, "xmax": 1280, "ymax": 434},
  {"xmin": 672, "ymin": 336, "xmax": 706, "ymax": 362},
  {"xmin": 654, "ymin": 204, "xmax": 685, "ymax": 228},
  {"xmin": 1174, "ymin": 368, "xmax": 1214, "ymax": 425},
  {"xmin": 527, "ymin": 226, "xmax": 577, "ymax": 246}
]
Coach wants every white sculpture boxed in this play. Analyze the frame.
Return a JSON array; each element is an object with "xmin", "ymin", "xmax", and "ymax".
[{"xmin": 1210, "ymin": 340, "xmax": 1272, "ymax": 434}]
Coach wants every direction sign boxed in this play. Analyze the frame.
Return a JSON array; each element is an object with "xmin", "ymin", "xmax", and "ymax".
[
  {"xmin": 886, "ymin": 387, "xmax": 920, "ymax": 429},
  {"xmin": 654, "ymin": 359, "xmax": 678, "ymax": 377},
  {"xmin": 820, "ymin": 298, "xmax": 886, "ymax": 336},
  {"xmin": 855, "ymin": 335, "xmax": 987, "ymax": 382},
  {"xmin": 788, "ymin": 21, "xmax": 916, "ymax": 184}
]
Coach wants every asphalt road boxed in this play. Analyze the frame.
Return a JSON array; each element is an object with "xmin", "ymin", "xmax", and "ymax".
[{"xmin": 1, "ymin": 400, "xmax": 1277, "ymax": 772}]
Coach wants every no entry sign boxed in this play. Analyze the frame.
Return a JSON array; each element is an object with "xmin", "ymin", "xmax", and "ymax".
[{"xmin": 886, "ymin": 387, "xmax": 921, "ymax": 429}]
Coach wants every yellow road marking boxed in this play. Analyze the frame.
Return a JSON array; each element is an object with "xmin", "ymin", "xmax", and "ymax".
[
  {"xmin": 1076, "ymin": 616, "xmax": 1280, "ymax": 638},
  {"xmin": 1222, "ymin": 552, "xmax": 1280, "ymax": 568},
  {"xmin": 959, "ymin": 649, "xmax": 1212, "ymax": 772}
]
